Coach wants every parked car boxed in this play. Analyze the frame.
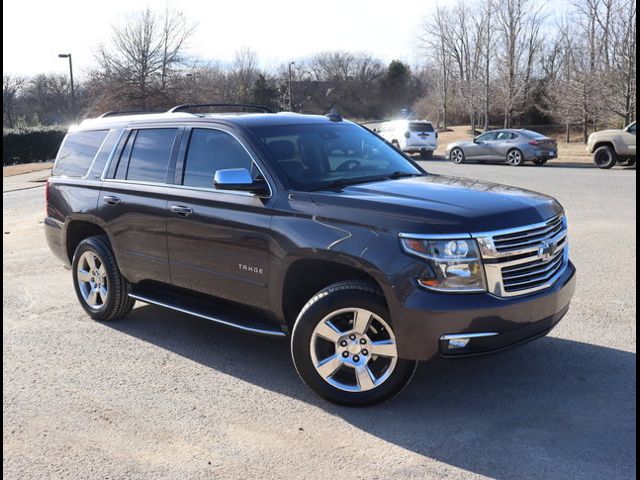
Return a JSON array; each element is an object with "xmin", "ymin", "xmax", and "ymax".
[
  {"xmin": 446, "ymin": 129, "xmax": 558, "ymax": 166},
  {"xmin": 587, "ymin": 122, "xmax": 636, "ymax": 169},
  {"xmin": 375, "ymin": 119, "xmax": 438, "ymax": 159},
  {"xmin": 45, "ymin": 104, "xmax": 576, "ymax": 406}
]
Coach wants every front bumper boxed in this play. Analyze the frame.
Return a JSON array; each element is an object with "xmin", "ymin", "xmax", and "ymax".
[{"xmin": 390, "ymin": 261, "xmax": 576, "ymax": 361}]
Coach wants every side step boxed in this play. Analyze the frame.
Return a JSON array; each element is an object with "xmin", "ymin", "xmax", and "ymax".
[{"xmin": 128, "ymin": 285, "xmax": 287, "ymax": 337}]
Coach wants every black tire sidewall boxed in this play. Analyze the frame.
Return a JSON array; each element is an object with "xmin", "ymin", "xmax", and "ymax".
[
  {"xmin": 291, "ymin": 285, "xmax": 417, "ymax": 407},
  {"xmin": 71, "ymin": 237, "xmax": 122, "ymax": 321},
  {"xmin": 594, "ymin": 147, "xmax": 617, "ymax": 169}
]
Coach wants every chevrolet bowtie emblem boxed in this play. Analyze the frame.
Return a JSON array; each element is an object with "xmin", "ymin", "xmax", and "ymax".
[{"xmin": 538, "ymin": 240, "xmax": 557, "ymax": 261}]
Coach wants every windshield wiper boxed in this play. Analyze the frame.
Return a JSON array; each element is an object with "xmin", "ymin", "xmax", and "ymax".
[
  {"xmin": 309, "ymin": 175, "xmax": 390, "ymax": 192},
  {"xmin": 386, "ymin": 171, "xmax": 422, "ymax": 179}
]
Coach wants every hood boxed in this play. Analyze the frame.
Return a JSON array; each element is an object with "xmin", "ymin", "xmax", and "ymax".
[
  {"xmin": 590, "ymin": 129, "xmax": 623, "ymax": 139},
  {"xmin": 308, "ymin": 174, "xmax": 563, "ymax": 235}
]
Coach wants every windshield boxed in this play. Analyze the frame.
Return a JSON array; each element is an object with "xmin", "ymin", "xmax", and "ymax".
[{"xmin": 248, "ymin": 123, "xmax": 423, "ymax": 190}]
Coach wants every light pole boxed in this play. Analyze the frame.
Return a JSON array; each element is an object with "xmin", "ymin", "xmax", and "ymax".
[
  {"xmin": 288, "ymin": 61, "xmax": 295, "ymax": 111},
  {"xmin": 58, "ymin": 53, "xmax": 76, "ymax": 120}
]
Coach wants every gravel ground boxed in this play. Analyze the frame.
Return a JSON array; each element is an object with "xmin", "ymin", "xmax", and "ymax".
[{"xmin": 3, "ymin": 160, "xmax": 636, "ymax": 480}]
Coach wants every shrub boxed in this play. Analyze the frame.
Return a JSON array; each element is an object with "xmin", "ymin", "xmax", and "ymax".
[{"xmin": 3, "ymin": 125, "xmax": 67, "ymax": 165}]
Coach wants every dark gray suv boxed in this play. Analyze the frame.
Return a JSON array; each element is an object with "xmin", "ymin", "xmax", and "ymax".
[{"xmin": 45, "ymin": 104, "xmax": 576, "ymax": 406}]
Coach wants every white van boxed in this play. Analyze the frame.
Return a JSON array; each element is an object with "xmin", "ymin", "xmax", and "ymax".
[{"xmin": 376, "ymin": 120, "xmax": 438, "ymax": 159}]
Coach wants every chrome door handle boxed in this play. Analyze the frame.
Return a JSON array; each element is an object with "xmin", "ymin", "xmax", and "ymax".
[
  {"xmin": 169, "ymin": 205, "xmax": 194, "ymax": 216},
  {"xmin": 103, "ymin": 195, "xmax": 121, "ymax": 206}
]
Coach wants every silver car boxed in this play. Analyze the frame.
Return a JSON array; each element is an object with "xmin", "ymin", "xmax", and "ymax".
[{"xmin": 446, "ymin": 129, "xmax": 558, "ymax": 166}]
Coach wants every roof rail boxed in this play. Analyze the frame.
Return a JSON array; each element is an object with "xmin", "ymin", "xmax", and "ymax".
[
  {"xmin": 167, "ymin": 103, "xmax": 274, "ymax": 114},
  {"xmin": 99, "ymin": 110, "xmax": 161, "ymax": 118}
]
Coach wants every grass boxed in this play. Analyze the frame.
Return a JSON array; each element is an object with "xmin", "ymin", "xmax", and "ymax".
[{"xmin": 3, "ymin": 162, "xmax": 54, "ymax": 177}]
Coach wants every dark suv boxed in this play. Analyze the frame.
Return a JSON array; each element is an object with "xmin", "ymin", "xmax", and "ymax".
[{"xmin": 45, "ymin": 104, "xmax": 576, "ymax": 406}]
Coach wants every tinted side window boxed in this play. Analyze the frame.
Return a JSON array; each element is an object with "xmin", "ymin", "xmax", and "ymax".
[
  {"xmin": 496, "ymin": 132, "xmax": 514, "ymax": 141},
  {"xmin": 53, "ymin": 130, "xmax": 109, "ymax": 177},
  {"xmin": 477, "ymin": 132, "xmax": 496, "ymax": 142},
  {"xmin": 628, "ymin": 124, "xmax": 636, "ymax": 135},
  {"xmin": 126, "ymin": 128, "xmax": 178, "ymax": 183},
  {"xmin": 182, "ymin": 129, "xmax": 254, "ymax": 188}
]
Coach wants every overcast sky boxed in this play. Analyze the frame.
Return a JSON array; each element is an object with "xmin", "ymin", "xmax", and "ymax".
[{"xmin": 3, "ymin": 0, "xmax": 450, "ymax": 78}]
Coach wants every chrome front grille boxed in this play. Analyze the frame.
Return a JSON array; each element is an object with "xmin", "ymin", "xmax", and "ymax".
[
  {"xmin": 501, "ymin": 237, "xmax": 566, "ymax": 293},
  {"xmin": 493, "ymin": 214, "xmax": 565, "ymax": 253},
  {"xmin": 475, "ymin": 214, "xmax": 569, "ymax": 297}
]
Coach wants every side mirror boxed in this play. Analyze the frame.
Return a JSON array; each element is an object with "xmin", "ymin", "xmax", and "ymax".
[
  {"xmin": 473, "ymin": 137, "xmax": 479, "ymax": 143},
  {"xmin": 213, "ymin": 168, "xmax": 269, "ymax": 196}
]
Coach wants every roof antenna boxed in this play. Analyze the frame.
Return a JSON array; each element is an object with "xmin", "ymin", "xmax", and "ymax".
[{"xmin": 325, "ymin": 108, "xmax": 342, "ymax": 122}]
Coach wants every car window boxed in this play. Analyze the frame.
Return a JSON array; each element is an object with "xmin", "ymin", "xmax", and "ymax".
[
  {"xmin": 522, "ymin": 130, "xmax": 547, "ymax": 139},
  {"xmin": 409, "ymin": 122, "xmax": 434, "ymax": 133},
  {"xmin": 476, "ymin": 132, "xmax": 496, "ymax": 142},
  {"xmin": 249, "ymin": 123, "xmax": 421, "ymax": 190},
  {"xmin": 182, "ymin": 129, "xmax": 255, "ymax": 188},
  {"xmin": 125, "ymin": 128, "xmax": 178, "ymax": 183},
  {"xmin": 53, "ymin": 130, "xmax": 109, "ymax": 178},
  {"xmin": 628, "ymin": 124, "xmax": 636, "ymax": 135},
  {"xmin": 495, "ymin": 132, "xmax": 514, "ymax": 141}
]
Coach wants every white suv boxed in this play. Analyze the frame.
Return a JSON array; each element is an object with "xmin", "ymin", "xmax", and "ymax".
[{"xmin": 376, "ymin": 120, "xmax": 439, "ymax": 159}]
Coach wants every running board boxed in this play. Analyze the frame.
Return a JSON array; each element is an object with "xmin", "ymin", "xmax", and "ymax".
[{"xmin": 128, "ymin": 287, "xmax": 287, "ymax": 337}]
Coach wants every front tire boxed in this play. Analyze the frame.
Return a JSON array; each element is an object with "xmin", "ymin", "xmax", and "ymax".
[
  {"xmin": 291, "ymin": 281, "xmax": 417, "ymax": 406},
  {"xmin": 593, "ymin": 146, "xmax": 618, "ymax": 169},
  {"xmin": 507, "ymin": 149, "xmax": 525, "ymax": 166},
  {"xmin": 450, "ymin": 148, "xmax": 465, "ymax": 164},
  {"xmin": 72, "ymin": 235, "xmax": 135, "ymax": 321},
  {"xmin": 533, "ymin": 159, "xmax": 548, "ymax": 166}
]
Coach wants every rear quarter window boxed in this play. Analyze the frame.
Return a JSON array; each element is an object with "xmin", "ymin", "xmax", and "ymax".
[{"xmin": 52, "ymin": 130, "xmax": 109, "ymax": 178}]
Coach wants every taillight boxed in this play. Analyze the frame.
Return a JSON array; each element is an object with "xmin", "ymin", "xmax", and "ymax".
[
  {"xmin": 404, "ymin": 131, "xmax": 411, "ymax": 138},
  {"xmin": 529, "ymin": 140, "xmax": 540, "ymax": 146}
]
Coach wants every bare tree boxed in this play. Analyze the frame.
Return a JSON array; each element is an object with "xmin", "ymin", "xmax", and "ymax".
[
  {"xmin": 3, "ymin": 75, "xmax": 25, "ymax": 127},
  {"xmin": 95, "ymin": 7, "xmax": 194, "ymax": 108}
]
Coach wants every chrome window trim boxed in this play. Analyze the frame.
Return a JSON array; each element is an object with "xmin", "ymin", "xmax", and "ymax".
[{"xmin": 100, "ymin": 124, "xmax": 273, "ymax": 199}]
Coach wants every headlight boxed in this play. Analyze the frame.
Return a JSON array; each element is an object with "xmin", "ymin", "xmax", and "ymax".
[{"xmin": 400, "ymin": 237, "xmax": 487, "ymax": 292}]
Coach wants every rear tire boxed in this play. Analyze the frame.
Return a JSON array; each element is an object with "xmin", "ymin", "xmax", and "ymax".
[
  {"xmin": 593, "ymin": 146, "xmax": 618, "ymax": 169},
  {"xmin": 291, "ymin": 281, "xmax": 417, "ymax": 406},
  {"xmin": 72, "ymin": 235, "xmax": 135, "ymax": 321},
  {"xmin": 533, "ymin": 159, "xmax": 548, "ymax": 166},
  {"xmin": 450, "ymin": 148, "xmax": 465, "ymax": 164},
  {"xmin": 507, "ymin": 149, "xmax": 525, "ymax": 166},
  {"xmin": 420, "ymin": 150, "xmax": 433, "ymax": 160}
]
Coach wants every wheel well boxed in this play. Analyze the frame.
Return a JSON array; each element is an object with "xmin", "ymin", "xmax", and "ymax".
[
  {"xmin": 594, "ymin": 142, "xmax": 615, "ymax": 153},
  {"xmin": 66, "ymin": 221, "xmax": 108, "ymax": 262},
  {"xmin": 282, "ymin": 259, "xmax": 385, "ymax": 327}
]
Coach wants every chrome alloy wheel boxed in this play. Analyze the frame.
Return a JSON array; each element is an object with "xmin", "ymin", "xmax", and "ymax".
[
  {"xmin": 508, "ymin": 149, "xmax": 524, "ymax": 166},
  {"xmin": 451, "ymin": 148, "xmax": 465, "ymax": 164},
  {"xmin": 309, "ymin": 308, "xmax": 398, "ymax": 392},
  {"xmin": 76, "ymin": 251, "xmax": 108, "ymax": 310}
]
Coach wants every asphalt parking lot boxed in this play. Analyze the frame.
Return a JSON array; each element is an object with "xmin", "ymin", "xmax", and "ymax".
[{"xmin": 3, "ymin": 159, "xmax": 636, "ymax": 480}]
